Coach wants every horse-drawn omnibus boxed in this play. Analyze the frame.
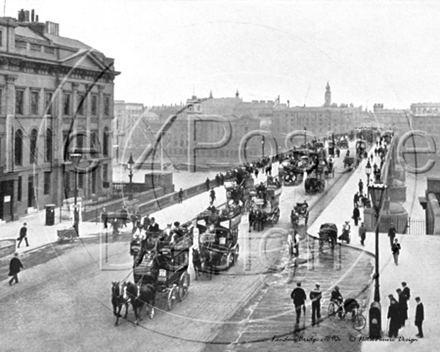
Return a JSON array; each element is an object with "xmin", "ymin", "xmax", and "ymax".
[
  {"xmin": 192, "ymin": 208, "xmax": 241, "ymax": 274},
  {"xmin": 132, "ymin": 225, "xmax": 192, "ymax": 312}
]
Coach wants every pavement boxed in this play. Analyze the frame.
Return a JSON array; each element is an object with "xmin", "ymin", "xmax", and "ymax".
[{"xmin": 305, "ymin": 150, "xmax": 439, "ymax": 352}]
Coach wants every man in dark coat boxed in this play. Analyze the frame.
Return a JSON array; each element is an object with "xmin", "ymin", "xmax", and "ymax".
[
  {"xmin": 178, "ymin": 188, "xmax": 183, "ymax": 203},
  {"xmin": 101, "ymin": 208, "xmax": 108, "ymax": 229},
  {"xmin": 17, "ymin": 222, "xmax": 29, "ymax": 248},
  {"xmin": 353, "ymin": 192, "xmax": 360, "ymax": 208},
  {"xmin": 358, "ymin": 179, "xmax": 364, "ymax": 195},
  {"xmin": 388, "ymin": 224, "xmax": 396, "ymax": 247},
  {"xmin": 358, "ymin": 222, "xmax": 367, "ymax": 246},
  {"xmin": 415, "ymin": 297, "xmax": 424, "ymax": 338},
  {"xmin": 392, "ymin": 239, "xmax": 401, "ymax": 266},
  {"xmin": 387, "ymin": 295, "xmax": 400, "ymax": 338},
  {"xmin": 290, "ymin": 282, "xmax": 307, "ymax": 324},
  {"xmin": 397, "ymin": 288, "xmax": 408, "ymax": 327},
  {"xmin": 148, "ymin": 217, "xmax": 159, "ymax": 232},
  {"xmin": 9, "ymin": 253, "xmax": 24, "ymax": 286},
  {"xmin": 309, "ymin": 283, "xmax": 322, "ymax": 325},
  {"xmin": 402, "ymin": 282, "xmax": 411, "ymax": 301},
  {"xmin": 352, "ymin": 206, "xmax": 360, "ymax": 226},
  {"xmin": 205, "ymin": 178, "xmax": 210, "ymax": 191}
]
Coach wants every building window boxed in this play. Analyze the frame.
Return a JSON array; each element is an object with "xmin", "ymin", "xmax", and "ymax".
[
  {"xmin": 17, "ymin": 176, "xmax": 22, "ymax": 201},
  {"xmin": 103, "ymin": 128, "xmax": 109, "ymax": 156},
  {"xmin": 78, "ymin": 173, "xmax": 84, "ymax": 189},
  {"xmin": 91, "ymin": 95, "xmax": 98, "ymax": 116},
  {"xmin": 45, "ymin": 128, "xmax": 52, "ymax": 162},
  {"xmin": 44, "ymin": 172, "xmax": 51, "ymax": 195},
  {"xmin": 103, "ymin": 163, "xmax": 108, "ymax": 182},
  {"xmin": 90, "ymin": 131, "xmax": 98, "ymax": 156},
  {"xmin": 92, "ymin": 169, "xmax": 97, "ymax": 194},
  {"xmin": 45, "ymin": 92, "xmax": 53, "ymax": 115},
  {"xmin": 104, "ymin": 96, "xmax": 110, "ymax": 116},
  {"xmin": 63, "ymin": 93, "xmax": 71, "ymax": 116},
  {"xmin": 16, "ymin": 90, "xmax": 24, "ymax": 115},
  {"xmin": 14, "ymin": 129, "xmax": 23, "ymax": 165},
  {"xmin": 30, "ymin": 129, "xmax": 38, "ymax": 164},
  {"xmin": 30, "ymin": 91, "xmax": 39, "ymax": 115},
  {"xmin": 77, "ymin": 94, "xmax": 85, "ymax": 116}
]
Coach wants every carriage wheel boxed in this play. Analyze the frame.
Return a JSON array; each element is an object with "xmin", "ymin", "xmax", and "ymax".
[
  {"xmin": 353, "ymin": 314, "xmax": 366, "ymax": 331},
  {"xmin": 178, "ymin": 272, "xmax": 190, "ymax": 301},
  {"xmin": 226, "ymin": 252, "xmax": 234, "ymax": 268},
  {"xmin": 167, "ymin": 286, "xmax": 178, "ymax": 311}
]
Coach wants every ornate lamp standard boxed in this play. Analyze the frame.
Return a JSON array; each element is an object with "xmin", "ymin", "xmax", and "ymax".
[
  {"xmin": 368, "ymin": 182, "xmax": 388, "ymax": 338},
  {"xmin": 127, "ymin": 153, "xmax": 135, "ymax": 200},
  {"xmin": 261, "ymin": 135, "xmax": 265, "ymax": 158},
  {"xmin": 70, "ymin": 153, "xmax": 82, "ymax": 236},
  {"xmin": 365, "ymin": 159, "xmax": 372, "ymax": 187}
]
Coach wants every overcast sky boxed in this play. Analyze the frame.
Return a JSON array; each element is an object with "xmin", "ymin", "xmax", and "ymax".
[{"xmin": 8, "ymin": 0, "xmax": 440, "ymax": 109}]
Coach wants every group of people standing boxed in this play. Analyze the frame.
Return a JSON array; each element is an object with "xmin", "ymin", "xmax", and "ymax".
[
  {"xmin": 290, "ymin": 282, "xmax": 323, "ymax": 326},
  {"xmin": 387, "ymin": 282, "xmax": 424, "ymax": 338}
]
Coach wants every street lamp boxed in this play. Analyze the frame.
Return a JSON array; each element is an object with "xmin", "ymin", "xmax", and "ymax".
[
  {"xmin": 365, "ymin": 159, "xmax": 372, "ymax": 187},
  {"xmin": 304, "ymin": 127, "xmax": 307, "ymax": 147},
  {"xmin": 70, "ymin": 153, "xmax": 82, "ymax": 236},
  {"xmin": 127, "ymin": 153, "xmax": 135, "ymax": 200},
  {"xmin": 368, "ymin": 182, "xmax": 388, "ymax": 338},
  {"xmin": 261, "ymin": 135, "xmax": 265, "ymax": 158}
]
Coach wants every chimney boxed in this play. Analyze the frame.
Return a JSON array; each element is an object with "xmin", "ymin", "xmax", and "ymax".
[
  {"xmin": 24, "ymin": 10, "xmax": 30, "ymax": 22},
  {"xmin": 18, "ymin": 9, "xmax": 25, "ymax": 22},
  {"xmin": 36, "ymin": 15, "xmax": 39, "ymax": 22},
  {"xmin": 287, "ymin": 100, "xmax": 290, "ymax": 108},
  {"xmin": 31, "ymin": 9, "xmax": 35, "ymax": 22},
  {"xmin": 45, "ymin": 21, "xmax": 59, "ymax": 35}
]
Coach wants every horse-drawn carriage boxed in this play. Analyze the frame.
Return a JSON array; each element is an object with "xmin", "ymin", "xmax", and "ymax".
[
  {"xmin": 132, "ymin": 225, "xmax": 192, "ymax": 313},
  {"xmin": 356, "ymin": 139, "xmax": 367, "ymax": 160},
  {"xmin": 224, "ymin": 175, "xmax": 254, "ymax": 213},
  {"xmin": 318, "ymin": 223, "xmax": 337, "ymax": 249},
  {"xmin": 279, "ymin": 159, "xmax": 304, "ymax": 186},
  {"xmin": 191, "ymin": 209, "xmax": 241, "ymax": 276},
  {"xmin": 249, "ymin": 183, "xmax": 282, "ymax": 231},
  {"xmin": 290, "ymin": 201, "xmax": 309, "ymax": 227},
  {"xmin": 304, "ymin": 174, "xmax": 325, "ymax": 194}
]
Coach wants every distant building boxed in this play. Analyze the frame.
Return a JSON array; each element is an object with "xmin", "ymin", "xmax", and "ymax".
[
  {"xmin": 372, "ymin": 103, "xmax": 410, "ymax": 132},
  {"xmin": 125, "ymin": 84, "xmax": 363, "ymax": 169},
  {"xmin": 0, "ymin": 10, "xmax": 119, "ymax": 221}
]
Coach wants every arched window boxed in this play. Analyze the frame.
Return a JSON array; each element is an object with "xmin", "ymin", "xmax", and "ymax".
[
  {"xmin": 45, "ymin": 128, "xmax": 52, "ymax": 162},
  {"xmin": 103, "ymin": 127, "xmax": 109, "ymax": 156},
  {"xmin": 14, "ymin": 129, "xmax": 23, "ymax": 165},
  {"xmin": 30, "ymin": 128, "xmax": 38, "ymax": 164}
]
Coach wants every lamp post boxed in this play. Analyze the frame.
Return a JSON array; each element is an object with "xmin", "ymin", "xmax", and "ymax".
[
  {"xmin": 261, "ymin": 135, "xmax": 265, "ymax": 158},
  {"xmin": 365, "ymin": 159, "xmax": 372, "ymax": 187},
  {"xmin": 70, "ymin": 153, "xmax": 82, "ymax": 236},
  {"xmin": 368, "ymin": 182, "xmax": 388, "ymax": 338},
  {"xmin": 127, "ymin": 153, "xmax": 135, "ymax": 200},
  {"xmin": 304, "ymin": 127, "xmax": 307, "ymax": 147}
]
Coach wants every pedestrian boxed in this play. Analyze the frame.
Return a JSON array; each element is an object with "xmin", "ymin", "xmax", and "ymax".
[
  {"xmin": 178, "ymin": 188, "xmax": 183, "ymax": 203},
  {"xmin": 209, "ymin": 188, "xmax": 216, "ymax": 203},
  {"xmin": 388, "ymin": 223, "xmax": 396, "ymax": 247},
  {"xmin": 415, "ymin": 297, "xmax": 424, "ymax": 338},
  {"xmin": 17, "ymin": 222, "xmax": 29, "ymax": 248},
  {"xmin": 353, "ymin": 192, "xmax": 360, "ymax": 208},
  {"xmin": 120, "ymin": 206, "xmax": 128, "ymax": 227},
  {"xmin": 392, "ymin": 238, "xmax": 401, "ymax": 265},
  {"xmin": 352, "ymin": 205, "xmax": 360, "ymax": 226},
  {"xmin": 8, "ymin": 253, "xmax": 24, "ymax": 286},
  {"xmin": 254, "ymin": 168, "xmax": 259, "ymax": 179},
  {"xmin": 402, "ymin": 282, "xmax": 411, "ymax": 301},
  {"xmin": 215, "ymin": 174, "xmax": 220, "ymax": 187},
  {"xmin": 290, "ymin": 282, "xmax": 307, "ymax": 325},
  {"xmin": 358, "ymin": 179, "xmax": 364, "ymax": 195},
  {"xmin": 205, "ymin": 177, "xmax": 210, "ymax": 191},
  {"xmin": 397, "ymin": 288, "xmax": 408, "ymax": 327},
  {"xmin": 358, "ymin": 222, "xmax": 366, "ymax": 246},
  {"xmin": 101, "ymin": 208, "xmax": 108, "ymax": 229},
  {"xmin": 219, "ymin": 173, "xmax": 224, "ymax": 185},
  {"xmin": 309, "ymin": 283, "xmax": 322, "ymax": 325},
  {"xmin": 387, "ymin": 295, "xmax": 400, "ymax": 338}
]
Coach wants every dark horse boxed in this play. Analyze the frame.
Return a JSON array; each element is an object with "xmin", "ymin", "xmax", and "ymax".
[
  {"xmin": 126, "ymin": 281, "xmax": 156, "ymax": 325},
  {"xmin": 111, "ymin": 281, "xmax": 129, "ymax": 326}
]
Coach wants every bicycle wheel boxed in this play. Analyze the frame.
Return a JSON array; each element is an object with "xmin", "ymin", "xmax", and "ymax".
[
  {"xmin": 328, "ymin": 302, "xmax": 336, "ymax": 317},
  {"xmin": 353, "ymin": 314, "xmax": 366, "ymax": 331}
]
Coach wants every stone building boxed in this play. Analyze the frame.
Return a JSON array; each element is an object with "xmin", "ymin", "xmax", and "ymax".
[{"xmin": 0, "ymin": 10, "xmax": 119, "ymax": 221}]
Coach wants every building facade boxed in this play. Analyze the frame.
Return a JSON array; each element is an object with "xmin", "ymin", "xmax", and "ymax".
[{"xmin": 0, "ymin": 10, "xmax": 119, "ymax": 221}]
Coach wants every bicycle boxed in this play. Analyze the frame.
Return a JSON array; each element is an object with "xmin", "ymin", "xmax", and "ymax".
[{"xmin": 327, "ymin": 300, "xmax": 366, "ymax": 331}]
